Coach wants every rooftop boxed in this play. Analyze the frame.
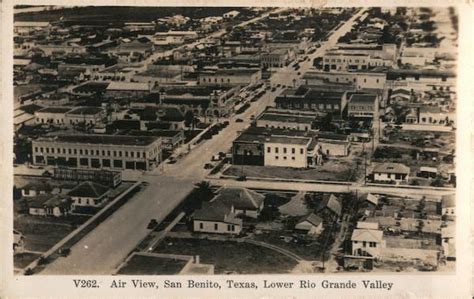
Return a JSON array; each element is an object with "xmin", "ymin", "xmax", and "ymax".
[
  {"xmin": 297, "ymin": 213, "xmax": 323, "ymax": 226},
  {"xmin": 68, "ymin": 181, "xmax": 109, "ymax": 198},
  {"xmin": 214, "ymin": 187, "xmax": 264, "ymax": 210},
  {"xmin": 349, "ymin": 93, "xmax": 377, "ymax": 104},
  {"xmin": 258, "ymin": 112, "xmax": 315, "ymax": 124},
  {"xmin": 106, "ymin": 82, "xmax": 150, "ymax": 91},
  {"xmin": 351, "ymin": 228, "xmax": 383, "ymax": 242},
  {"xmin": 373, "ymin": 163, "xmax": 410, "ymax": 174},
  {"xmin": 67, "ymin": 106, "xmax": 103, "ymax": 115},
  {"xmin": 264, "ymin": 136, "xmax": 311, "ymax": 146},
  {"xmin": 317, "ymin": 194, "xmax": 342, "ymax": 216},
  {"xmin": 36, "ymin": 134, "xmax": 160, "ymax": 146},
  {"xmin": 36, "ymin": 107, "xmax": 73, "ymax": 114}
]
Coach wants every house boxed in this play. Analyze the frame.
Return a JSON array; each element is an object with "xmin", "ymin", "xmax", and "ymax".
[
  {"xmin": 317, "ymin": 194, "xmax": 342, "ymax": 220},
  {"xmin": 21, "ymin": 181, "xmax": 53, "ymax": 197},
  {"xmin": 440, "ymin": 225, "xmax": 455, "ymax": 261},
  {"xmin": 67, "ymin": 181, "xmax": 110, "ymax": 210},
  {"xmin": 372, "ymin": 163, "xmax": 410, "ymax": 183},
  {"xmin": 213, "ymin": 187, "xmax": 264, "ymax": 218},
  {"xmin": 13, "ymin": 230, "xmax": 25, "ymax": 253},
  {"xmin": 193, "ymin": 201, "xmax": 243, "ymax": 235},
  {"xmin": 351, "ymin": 222, "xmax": 385, "ymax": 257},
  {"xmin": 27, "ymin": 194, "xmax": 72, "ymax": 217},
  {"xmin": 418, "ymin": 166, "xmax": 438, "ymax": 179},
  {"xmin": 295, "ymin": 213, "xmax": 324, "ymax": 236},
  {"xmin": 441, "ymin": 194, "xmax": 455, "ymax": 218}
]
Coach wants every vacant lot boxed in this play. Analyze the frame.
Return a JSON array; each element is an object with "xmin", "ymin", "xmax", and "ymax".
[
  {"xmin": 383, "ymin": 129, "xmax": 455, "ymax": 153},
  {"xmin": 14, "ymin": 215, "xmax": 77, "ymax": 252},
  {"xmin": 155, "ymin": 237, "xmax": 297, "ymax": 274},
  {"xmin": 223, "ymin": 160, "xmax": 362, "ymax": 182},
  {"xmin": 117, "ymin": 254, "xmax": 187, "ymax": 275}
]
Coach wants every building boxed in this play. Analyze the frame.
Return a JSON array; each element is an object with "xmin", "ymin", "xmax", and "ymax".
[
  {"xmin": 223, "ymin": 10, "xmax": 240, "ymax": 18},
  {"xmin": 351, "ymin": 222, "xmax": 385, "ymax": 257},
  {"xmin": 107, "ymin": 39, "xmax": 154, "ymax": 62},
  {"xmin": 192, "ymin": 201, "xmax": 243, "ymax": 235},
  {"xmin": 261, "ymin": 48, "xmax": 292, "ymax": 68},
  {"xmin": 129, "ymin": 130, "xmax": 185, "ymax": 151},
  {"xmin": 198, "ymin": 69, "xmax": 261, "ymax": 87},
  {"xmin": 318, "ymin": 132, "xmax": 351, "ymax": 156},
  {"xmin": 105, "ymin": 82, "xmax": 152, "ymax": 99},
  {"xmin": 264, "ymin": 135, "xmax": 319, "ymax": 168},
  {"xmin": 27, "ymin": 194, "xmax": 72, "ymax": 217},
  {"xmin": 255, "ymin": 110, "xmax": 315, "ymax": 131},
  {"xmin": 21, "ymin": 181, "xmax": 52, "ymax": 197},
  {"xmin": 418, "ymin": 106, "xmax": 455, "ymax": 126},
  {"xmin": 295, "ymin": 213, "xmax": 324, "ymax": 236},
  {"xmin": 390, "ymin": 89, "xmax": 411, "ymax": 104},
  {"xmin": 35, "ymin": 107, "xmax": 72, "ymax": 125},
  {"xmin": 213, "ymin": 187, "xmax": 265, "ymax": 219},
  {"xmin": 53, "ymin": 167, "xmax": 122, "ymax": 187},
  {"xmin": 304, "ymin": 70, "xmax": 386, "ymax": 91},
  {"xmin": 65, "ymin": 107, "xmax": 105, "ymax": 126},
  {"xmin": 347, "ymin": 93, "xmax": 379, "ymax": 118},
  {"xmin": 32, "ymin": 134, "xmax": 162, "ymax": 171},
  {"xmin": 372, "ymin": 163, "xmax": 410, "ymax": 183},
  {"xmin": 274, "ymin": 86, "xmax": 348, "ymax": 116},
  {"xmin": 159, "ymin": 85, "xmax": 238, "ymax": 118},
  {"xmin": 441, "ymin": 194, "xmax": 455, "ymax": 217},
  {"xmin": 67, "ymin": 181, "xmax": 110, "ymax": 210}
]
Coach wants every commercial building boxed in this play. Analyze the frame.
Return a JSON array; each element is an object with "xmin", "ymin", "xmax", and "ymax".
[
  {"xmin": 34, "ymin": 106, "xmax": 105, "ymax": 126},
  {"xmin": 304, "ymin": 70, "xmax": 386, "ymax": 90},
  {"xmin": 255, "ymin": 110, "xmax": 316, "ymax": 131},
  {"xmin": 198, "ymin": 69, "xmax": 261, "ymax": 87},
  {"xmin": 347, "ymin": 93, "xmax": 379, "ymax": 118},
  {"xmin": 32, "ymin": 134, "xmax": 162, "ymax": 171},
  {"xmin": 275, "ymin": 86, "xmax": 349, "ymax": 116},
  {"xmin": 264, "ymin": 135, "xmax": 319, "ymax": 168}
]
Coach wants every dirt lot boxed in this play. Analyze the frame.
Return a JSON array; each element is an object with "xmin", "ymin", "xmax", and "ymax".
[
  {"xmin": 117, "ymin": 254, "xmax": 188, "ymax": 275},
  {"xmin": 154, "ymin": 237, "xmax": 297, "ymax": 274},
  {"xmin": 223, "ymin": 159, "xmax": 362, "ymax": 182},
  {"xmin": 384, "ymin": 235, "xmax": 441, "ymax": 251}
]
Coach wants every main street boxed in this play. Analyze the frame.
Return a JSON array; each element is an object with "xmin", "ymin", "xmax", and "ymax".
[{"xmin": 41, "ymin": 8, "xmax": 374, "ymax": 275}]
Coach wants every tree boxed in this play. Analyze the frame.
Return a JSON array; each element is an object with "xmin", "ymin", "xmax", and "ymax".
[{"xmin": 194, "ymin": 181, "xmax": 215, "ymax": 202}]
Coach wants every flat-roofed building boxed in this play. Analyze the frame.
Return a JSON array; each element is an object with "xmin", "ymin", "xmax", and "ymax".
[
  {"xmin": 275, "ymin": 86, "xmax": 348, "ymax": 116},
  {"xmin": 65, "ymin": 106, "xmax": 105, "ymax": 126},
  {"xmin": 255, "ymin": 110, "xmax": 316, "ymax": 131},
  {"xmin": 304, "ymin": 70, "xmax": 386, "ymax": 90},
  {"xmin": 32, "ymin": 134, "xmax": 162, "ymax": 171},
  {"xmin": 347, "ymin": 93, "xmax": 379, "ymax": 118},
  {"xmin": 35, "ymin": 107, "xmax": 73, "ymax": 125},
  {"xmin": 198, "ymin": 69, "xmax": 261, "ymax": 87},
  {"xmin": 264, "ymin": 135, "xmax": 317, "ymax": 168}
]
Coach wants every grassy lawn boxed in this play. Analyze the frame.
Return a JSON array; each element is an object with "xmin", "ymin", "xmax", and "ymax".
[
  {"xmin": 14, "ymin": 214, "xmax": 75, "ymax": 252},
  {"xmin": 117, "ymin": 254, "xmax": 187, "ymax": 275},
  {"xmin": 223, "ymin": 161, "xmax": 361, "ymax": 182},
  {"xmin": 154, "ymin": 237, "xmax": 297, "ymax": 274},
  {"xmin": 14, "ymin": 252, "xmax": 41, "ymax": 269}
]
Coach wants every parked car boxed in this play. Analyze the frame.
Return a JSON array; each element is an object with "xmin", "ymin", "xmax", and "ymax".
[
  {"xmin": 235, "ymin": 118, "xmax": 244, "ymax": 122},
  {"xmin": 204, "ymin": 163, "xmax": 214, "ymax": 169},
  {"xmin": 58, "ymin": 247, "xmax": 71, "ymax": 257},
  {"xmin": 147, "ymin": 219, "xmax": 158, "ymax": 229}
]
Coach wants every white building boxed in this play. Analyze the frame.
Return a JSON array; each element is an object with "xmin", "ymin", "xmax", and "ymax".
[
  {"xmin": 351, "ymin": 222, "xmax": 385, "ymax": 257},
  {"xmin": 193, "ymin": 201, "xmax": 243, "ymax": 235},
  {"xmin": 372, "ymin": 163, "xmax": 410, "ymax": 183},
  {"xmin": 264, "ymin": 136, "xmax": 317, "ymax": 168}
]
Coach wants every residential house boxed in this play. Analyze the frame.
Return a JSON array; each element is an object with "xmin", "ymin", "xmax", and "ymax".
[
  {"xmin": 441, "ymin": 194, "xmax": 455, "ymax": 218},
  {"xmin": 351, "ymin": 221, "xmax": 385, "ymax": 257},
  {"xmin": 68, "ymin": 181, "xmax": 110, "ymax": 210},
  {"xmin": 213, "ymin": 187, "xmax": 265, "ymax": 219},
  {"xmin": 192, "ymin": 201, "xmax": 243, "ymax": 235},
  {"xmin": 372, "ymin": 163, "xmax": 410, "ymax": 183},
  {"xmin": 21, "ymin": 181, "xmax": 52, "ymax": 197},
  {"xmin": 295, "ymin": 213, "xmax": 324, "ymax": 236},
  {"xmin": 27, "ymin": 194, "xmax": 72, "ymax": 217}
]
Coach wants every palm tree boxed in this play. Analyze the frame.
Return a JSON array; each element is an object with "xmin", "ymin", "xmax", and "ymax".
[{"xmin": 194, "ymin": 181, "xmax": 215, "ymax": 202}]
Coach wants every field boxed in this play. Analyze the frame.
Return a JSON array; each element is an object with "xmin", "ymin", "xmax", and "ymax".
[{"xmin": 154, "ymin": 237, "xmax": 297, "ymax": 274}]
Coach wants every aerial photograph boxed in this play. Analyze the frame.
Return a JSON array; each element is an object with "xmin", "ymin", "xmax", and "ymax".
[{"xmin": 12, "ymin": 5, "xmax": 457, "ymax": 275}]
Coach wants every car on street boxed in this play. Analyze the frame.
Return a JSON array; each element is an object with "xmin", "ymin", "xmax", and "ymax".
[
  {"xmin": 235, "ymin": 118, "xmax": 244, "ymax": 122},
  {"xmin": 204, "ymin": 163, "xmax": 214, "ymax": 169},
  {"xmin": 147, "ymin": 219, "xmax": 158, "ymax": 229}
]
